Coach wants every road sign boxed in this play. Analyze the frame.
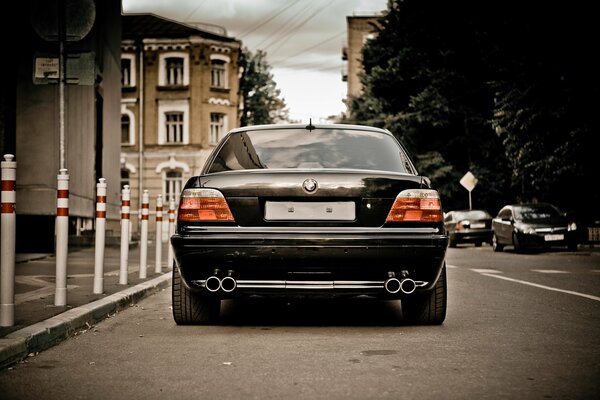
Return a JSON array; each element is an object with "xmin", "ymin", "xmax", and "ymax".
[{"xmin": 460, "ymin": 171, "xmax": 478, "ymax": 192}]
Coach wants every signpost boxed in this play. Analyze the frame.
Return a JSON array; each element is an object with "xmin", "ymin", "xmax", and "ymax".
[{"xmin": 459, "ymin": 171, "xmax": 478, "ymax": 210}]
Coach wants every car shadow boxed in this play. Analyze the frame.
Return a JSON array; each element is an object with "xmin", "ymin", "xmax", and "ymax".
[{"xmin": 218, "ymin": 297, "xmax": 407, "ymax": 327}]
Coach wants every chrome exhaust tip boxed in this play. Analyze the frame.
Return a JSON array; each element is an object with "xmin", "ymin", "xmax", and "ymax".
[
  {"xmin": 384, "ymin": 277, "xmax": 401, "ymax": 294},
  {"xmin": 205, "ymin": 275, "xmax": 221, "ymax": 292},
  {"xmin": 400, "ymin": 278, "xmax": 416, "ymax": 294},
  {"xmin": 220, "ymin": 276, "xmax": 237, "ymax": 293}
]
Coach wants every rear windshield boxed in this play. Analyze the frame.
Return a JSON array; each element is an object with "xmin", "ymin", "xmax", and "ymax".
[
  {"xmin": 515, "ymin": 205, "xmax": 561, "ymax": 220},
  {"xmin": 206, "ymin": 128, "xmax": 414, "ymax": 174}
]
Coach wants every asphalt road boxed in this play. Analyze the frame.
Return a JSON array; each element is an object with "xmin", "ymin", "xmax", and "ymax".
[{"xmin": 0, "ymin": 246, "xmax": 598, "ymax": 400}]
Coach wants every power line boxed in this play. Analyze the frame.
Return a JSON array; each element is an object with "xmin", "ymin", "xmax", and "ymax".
[
  {"xmin": 254, "ymin": 0, "xmax": 318, "ymax": 49},
  {"xmin": 271, "ymin": 30, "xmax": 345, "ymax": 63},
  {"xmin": 264, "ymin": 0, "xmax": 338, "ymax": 54},
  {"xmin": 182, "ymin": 0, "xmax": 208, "ymax": 22},
  {"xmin": 238, "ymin": 0, "xmax": 302, "ymax": 38}
]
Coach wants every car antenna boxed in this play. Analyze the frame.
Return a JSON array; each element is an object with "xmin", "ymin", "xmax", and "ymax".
[{"xmin": 305, "ymin": 118, "xmax": 315, "ymax": 132}]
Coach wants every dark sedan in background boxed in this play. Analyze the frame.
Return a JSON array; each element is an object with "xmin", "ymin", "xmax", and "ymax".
[
  {"xmin": 492, "ymin": 203, "xmax": 578, "ymax": 252},
  {"xmin": 444, "ymin": 209, "xmax": 492, "ymax": 247},
  {"xmin": 171, "ymin": 123, "xmax": 449, "ymax": 325}
]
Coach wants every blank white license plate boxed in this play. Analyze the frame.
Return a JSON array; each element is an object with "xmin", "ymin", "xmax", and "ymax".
[
  {"xmin": 471, "ymin": 223, "xmax": 485, "ymax": 229},
  {"xmin": 265, "ymin": 201, "xmax": 355, "ymax": 221},
  {"xmin": 544, "ymin": 234, "xmax": 564, "ymax": 241}
]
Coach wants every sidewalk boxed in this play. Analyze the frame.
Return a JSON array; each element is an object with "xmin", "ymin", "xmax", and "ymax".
[{"xmin": 0, "ymin": 241, "xmax": 172, "ymax": 369}]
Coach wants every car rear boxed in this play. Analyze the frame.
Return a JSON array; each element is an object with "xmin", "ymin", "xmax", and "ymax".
[{"xmin": 171, "ymin": 124, "xmax": 449, "ymax": 325}]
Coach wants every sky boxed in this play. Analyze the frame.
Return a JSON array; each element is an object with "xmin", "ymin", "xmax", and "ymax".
[{"xmin": 121, "ymin": 0, "xmax": 389, "ymax": 123}]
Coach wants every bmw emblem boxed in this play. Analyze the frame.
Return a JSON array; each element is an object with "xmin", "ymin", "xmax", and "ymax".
[{"xmin": 302, "ymin": 178, "xmax": 318, "ymax": 193}]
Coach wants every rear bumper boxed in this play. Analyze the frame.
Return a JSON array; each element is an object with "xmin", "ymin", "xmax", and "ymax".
[{"xmin": 171, "ymin": 226, "xmax": 448, "ymax": 298}]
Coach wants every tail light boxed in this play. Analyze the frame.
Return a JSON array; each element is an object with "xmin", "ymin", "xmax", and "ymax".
[
  {"xmin": 385, "ymin": 189, "xmax": 443, "ymax": 223},
  {"xmin": 177, "ymin": 188, "xmax": 234, "ymax": 222}
]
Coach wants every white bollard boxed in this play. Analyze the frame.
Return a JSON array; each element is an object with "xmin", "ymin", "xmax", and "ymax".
[
  {"xmin": 139, "ymin": 189, "xmax": 149, "ymax": 279},
  {"xmin": 55, "ymin": 169, "xmax": 69, "ymax": 306},
  {"xmin": 119, "ymin": 185, "xmax": 131, "ymax": 285},
  {"xmin": 167, "ymin": 197, "xmax": 176, "ymax": 269},
  {"xmin": 1, "ymin": 154, "xmax": 16, "ymax": 326},
  {"xmin": 93, "ymin": 178, "xmax": 107, "ymax": 294},
  {"xmin": 154, "ymin": 194, "xmax": 163, "ymax": 274}
]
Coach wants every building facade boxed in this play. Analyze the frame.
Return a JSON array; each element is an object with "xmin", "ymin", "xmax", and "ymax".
[
  {"xmin": 1, "ymin": 0, "xmax": 122, "ymax": 252},
  {"xmin": 120, "ymin": 15, "xmax": 241, "ymax": 238},
  {"xmin": 342, "ymin": 15, "xmax": 381, "ymax": 111}
]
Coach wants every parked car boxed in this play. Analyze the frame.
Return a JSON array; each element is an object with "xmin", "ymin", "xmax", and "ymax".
[
  {"xmin": 444, "ymin": 209, "xmax": 492, "ymax": 247},
  {"xmin": 491, "ymin": 203, "xmax": 578, "ymax": 252},
  {"xmin": 171, "ymin": 123, "xmax": 449, "ymax": 325}
]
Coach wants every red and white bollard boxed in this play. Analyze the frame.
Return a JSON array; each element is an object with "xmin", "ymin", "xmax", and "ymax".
[
  {"xmin": 155, "ymin": 194, "xmax": 163, "ymax": 274},
  {"xmin": 119, "ymin": 185, "xmax": 131, "ymax": 285},
  {"xmin": 93, "ymin": 178, "xmax": 107, "ymax": 294},
  {"xmin": 1, "ymin": 154, "xmax": 16, "ymax": 326},
  {"xmin": 139, "ymin": 189, "xmax": 149, "ymax": 279},
  {"xmin": 167, "ymin": 197, "xmax": 175, "ymax": 268},
  {"xmin": 55, "ymin": 169, "xmax": 69, "ymax": 306}
]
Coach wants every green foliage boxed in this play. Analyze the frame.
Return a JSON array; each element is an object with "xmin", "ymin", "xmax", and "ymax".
[
  {"xmin": 239, "ymin": 48, "xmax": 289, "ymax": 126},
  {"xmin": 347, "ymin": 0, "xmax": 599, "ymax": 215}
]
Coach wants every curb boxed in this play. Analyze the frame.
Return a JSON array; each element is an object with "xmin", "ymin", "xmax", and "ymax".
[{"xmin": 0, "ymin": 273, "xmax": 172, "ymax": 370}]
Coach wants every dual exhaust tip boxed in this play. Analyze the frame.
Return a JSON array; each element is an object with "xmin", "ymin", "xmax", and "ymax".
[
  {"xmin": 204, "ymin": 270, "xmax": 416, "ymax": 295},
  {"xmin": 205, "ymin": 273, "xmax": 237, "ymax": 293},
  {"xmin": 384, "ymin": 273, "xmax": 416, "ymax": 295}
]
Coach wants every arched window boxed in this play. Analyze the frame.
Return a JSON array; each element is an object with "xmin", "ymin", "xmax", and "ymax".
[
  {"xmin": 210, "ymin": 54, "xmax": 230, "ymax": 89},
  {"xmin": 164, "ymin": 170, "xmax": 183, "ymax": 205},
  {"xmin": 121, "ymin": 105, "xmax": 135, "ymax": 146}
]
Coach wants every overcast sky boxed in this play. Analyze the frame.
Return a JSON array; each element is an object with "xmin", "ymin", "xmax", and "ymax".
[{"xmin": 121, "ymin": 0, "xmax": 389, "ymax": 122}]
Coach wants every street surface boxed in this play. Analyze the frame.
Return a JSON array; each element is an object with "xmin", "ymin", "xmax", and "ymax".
[{"xmin": 0, "ymin": 246, "xmax": 598, "ymax": 399}]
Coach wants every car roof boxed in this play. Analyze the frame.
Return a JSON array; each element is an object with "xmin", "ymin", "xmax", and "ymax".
[{"xmin": 228, "ymin": 123, "xmax": 392, "ymax": 135}]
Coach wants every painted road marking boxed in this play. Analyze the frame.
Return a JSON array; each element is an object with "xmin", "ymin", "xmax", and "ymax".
[
  {"xmin": 470, "ymin": 269, "xmax": 502, "ymax": 274},
  {"xmin": 532, "ymin": 269, "xmax": 569, "ymax": 274},
  {"xmin": 480, "ymin": 273, "xmax": 600, "ymax": 302}
]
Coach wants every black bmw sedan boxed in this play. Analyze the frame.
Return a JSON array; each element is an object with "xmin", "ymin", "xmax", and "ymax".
[{"xmin": 171, "ymin": 123, "xmax": 449, "ymax": 325}]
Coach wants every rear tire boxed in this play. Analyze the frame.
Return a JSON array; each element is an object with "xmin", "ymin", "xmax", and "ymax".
[
  {"xmin": 492, "ymin": 233, "xmax": 503, "ymax": 252},
  {"xmin": 401, "ymin": 263, "xmax": 447, "ymax": 325},
  {"xmin": 172, "ymin": 265, "xmax": 220, "ymax": 325}
]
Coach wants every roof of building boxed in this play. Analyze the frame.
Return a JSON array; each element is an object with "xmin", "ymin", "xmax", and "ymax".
[{"xmin": 122, "ymin": 13, "xmax": 239, "ymax": 43}]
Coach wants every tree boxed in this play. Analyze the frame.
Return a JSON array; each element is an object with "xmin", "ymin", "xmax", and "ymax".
[
  {"xmin": 347, "ymin": 0, "xmax": 599, "ymax": 214},
  {"xmin": 239, "ymin": 48, "xmax": 289, "ymax": 126},
  {"xmin": 346, "ymin": 0, "xmax": 508, "ymax": 211}
]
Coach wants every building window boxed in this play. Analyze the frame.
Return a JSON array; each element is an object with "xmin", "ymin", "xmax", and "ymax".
[
  {"xmin": 158, "ymin": 52, "xmax": 189, "ymax": 87},
  {"xmin": 211, "ymin": 59, "xmax": 226, "ymax": 88},
  {"xmin": 121, "ymin": 54, "xmax": 136, "ymax": 87},
  {"xmin": 165, "ymin": 112, "xmax": 184, "ymax": 144},
  {"xmin": 120, "ymin": 105, "xmax": 135, "ymax": 146},
  {"xmin": 210, "ymin": 113, "xmax": 227, "ymax": 144},
  {"xmin": 121, "ymin": 168, "xmax": 130, "ymax": 189},
  {"xmin": 210, "ymin": 54, "xmax": 230, "ymax": 89},
  {"xmin": 158, "ymin": 100, "xmax": 189, "ymax": 145},
  {"xmin": 165, "ymin": 57, "xmax": 184, "ymax": 86},
  {"xmin": 121, "ymin": 114, "xmax": 130, "ymax": 144},
  {"xmin": 164, "ymin": 170, "xmax": 183, "ymax": 205}
]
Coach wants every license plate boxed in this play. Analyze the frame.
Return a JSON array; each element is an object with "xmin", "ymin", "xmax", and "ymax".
[
  {"xmin": 471, "ymin": 223, "xmax": 485, "ymax": 229},
  {"xmin": 265, "ymin": 201, "xmax": 355, "ymax": 221},
  {"xmin": 544, "ymin": 234, "xmax": 564, "ymax": 241}
]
